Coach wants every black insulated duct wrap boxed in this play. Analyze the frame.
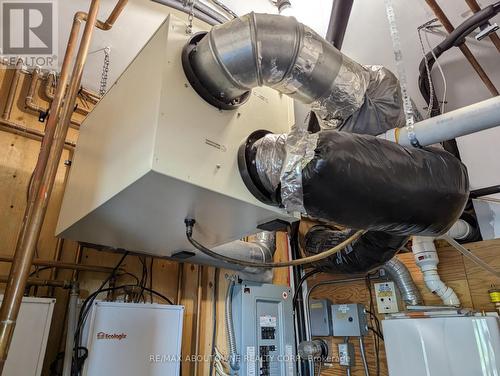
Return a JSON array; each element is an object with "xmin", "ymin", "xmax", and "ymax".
[
  {"xmin": 302, "ymin": 131, "xmax": 469, "ymax": 236},
  {"xmin": 303, "ymin": 225, "xmax": 408, "ymax": 274}
]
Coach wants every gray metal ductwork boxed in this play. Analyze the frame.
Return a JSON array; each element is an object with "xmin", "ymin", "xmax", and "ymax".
[
  {"xmin": 184, "ymin": 12, "xmax": 469, "ymax": 239},
  {"xmin": 189, "ymin": 12, "xmax": 381, "ymax": 129},
  {"xmin": 206, "ymin": 231, "xmax": 276, "ymax": 282},
  {"xmin": 383, "ymin": 257, "xmax": 423, "ymax": 306}
]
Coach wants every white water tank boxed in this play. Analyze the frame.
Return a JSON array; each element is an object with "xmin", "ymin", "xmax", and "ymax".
[
  {"xmin": 383, "ymin": 315, "xmax": 500, "ymax": 376},
  {"xmin": 56, "ymin": 14, "xmax": 296, "ymax": 259},
  {"xmin": 82, "ymin": 302, "xmax": 183, "ymax": 376}
]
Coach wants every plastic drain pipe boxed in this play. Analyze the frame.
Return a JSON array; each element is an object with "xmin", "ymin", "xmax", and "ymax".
[
  {"xmin": 379, "ymin": 96, "xmax": 500, "ymax": 147},
  {"xmin": 412, "ymin": 236, "xmax": 460, "ymax": 306}
]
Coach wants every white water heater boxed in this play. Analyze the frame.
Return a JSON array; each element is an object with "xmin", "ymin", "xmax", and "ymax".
[
  {"xmin": 383, "ymin": 315, "xmax": 500, "ymax": 376},
  {"xmin": 56, "ymin": 14, "xmax": 296, "ymax": 258},
  {"xmin": 82, "ymin": 302, "xmax": 184, "ymax": 376}
]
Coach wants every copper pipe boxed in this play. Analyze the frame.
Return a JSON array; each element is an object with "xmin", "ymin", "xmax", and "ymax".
[
  {"xmin": 0, "ymin": 2, "xmax": 124, "ymax": 368},
  {"xmin": 24, "ymin": 67, "xmax": 45, "ymax": 113},
  {"xmin": 465, "ymin": 0, "xmax": 500, "ymax": 53},
  {"xmin": 2, "ymin": 59, "xmax": 23, "ymax": 120},
  {"xmin": 42, "ymin": 72, "xmax": 84, "ymax": 127},
  {"xmin": 176, "ymin": 263, "xmax": 184, "ymax": 305},
  {"xmin": 0, "ymin": 118, "xmax": 76, "ymax": 149},
  {"xmin": 0, "ymin": 1, "xmax": 127, "ymax": 367},
  {"xmin": 27, "ymin": 12, "xmax": 85, "ymax": 200},
  {"xmin": 0, "ymin": 276, "xmax": 71, "ymax": 289},
  {"xmin": 80, "ymin": 88, "xmax": 100, "ymax": 103},
  {"xmin": 46, "ymin": 76, "xmax": 99, "ymax": 108},
  {"xmin": 193, "ymin": 265, "xmax": 203, "ymax": 376},
  {"xmin": 425, "ymin": 0, "xmax": 499, "ymax": 96},
  {"xmin": 0, "ymin": 255, "xmax": 117, "ymax": 273},
  {"xmin": 25, "ymin": 68, "xmax": 82, "ymax": 129},
  {"xmin": 44, "ymin": 72, "xmax": 56, "ymax": 100}
]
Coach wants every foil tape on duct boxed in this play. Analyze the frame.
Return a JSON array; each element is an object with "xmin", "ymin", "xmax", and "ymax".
[
  {"xmin": 189, "ymin": 13, "xmax": 370, "ymax": 126},
  {"xmin": 255, "ymin": 129, "xmax": 468, "ymax": 236},
  {"xmin": 188, "ymin": 12, "xmax": 469, "ymax": 237}
]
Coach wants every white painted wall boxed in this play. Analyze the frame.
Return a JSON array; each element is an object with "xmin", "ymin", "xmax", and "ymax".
[{"xmin": 56, "ymin": 0, "xmax": 500, "ymax": 238}]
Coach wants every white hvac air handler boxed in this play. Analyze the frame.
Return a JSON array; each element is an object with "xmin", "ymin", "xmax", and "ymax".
[{"xmin": 56, "ymin": 14, "xmax": 295, "ymax": 259}]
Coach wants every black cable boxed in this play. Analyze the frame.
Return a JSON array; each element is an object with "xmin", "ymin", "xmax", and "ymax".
[
  {"xmin": 417, "ymin": 2, "xmax": 500, "ymax": 159},
  {"xmin": 419, "ymin": 2, "xmax": 500, "ymax": 117},
  {"xmin": 149, "ymin": 257, "xmax": 154, "ymax": 303},
  {"xmin": 71, "ymin": 283, "xmax": 173, "ymax": 376},
  {"xmin": 116, "ymin": 271, "xmax": 140, "ymax": 286},
  {"xmin": 185, "ymin": 218, "xmax": 364, "ymax": 268},
  {"xmin": 72, "ymin": 252, "xmax": 129, "ymax": 375},
  {"xmin": 209, "ymin": 268, "xmax": 219, "ymax": 376},
  {"xmin": 292, "ymin": 268, "xmax": 322, "ymax": 309},
  {"xmin": 28, "ymin": 266, "xmax": 51, "ymax": 277},
  {"xmin": 365, "ymin": 276, "xmax": 382, "ymax": 376},
  {"xmin": 136, "ymin": 256, "xmax": 147, "ymax": 303}
]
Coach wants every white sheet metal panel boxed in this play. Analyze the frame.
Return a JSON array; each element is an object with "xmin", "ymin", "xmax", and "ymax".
[
  {"xmin": 83, "ymin": 302, "xmax": 183, "ymax": 376},
  {"xmin": 0, "ymin": 297, "xmax": 55, "ymax": 376},
  {"xmin": 383, "ymin": 315, "xmax": 500, "ymax": 376},
  {"xmin": 56, "ymin": 14, "xmax": 296, "ymax": 258}
]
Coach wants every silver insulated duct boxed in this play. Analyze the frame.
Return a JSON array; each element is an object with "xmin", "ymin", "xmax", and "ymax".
[
  {"xmin": 188, "ymin": 12, "xmax": 392, "ymax": 129},
  {"xmin": 383, "ymin": 257, "xmax": 423, "ymax": 306}
]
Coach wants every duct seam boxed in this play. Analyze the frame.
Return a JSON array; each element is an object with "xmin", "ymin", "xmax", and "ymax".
[{"xmin": 280, "ymin": 127, "xmax": 319, "ymax": 213}]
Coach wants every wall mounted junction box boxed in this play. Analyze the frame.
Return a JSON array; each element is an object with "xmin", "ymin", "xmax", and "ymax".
[
  {"xmin": 56, "ymin": 14, "xmax": 296, "ymax": 262},
  {"xmin": 331, "ymin": 303, "xmax": 368, "ymax": 337}
]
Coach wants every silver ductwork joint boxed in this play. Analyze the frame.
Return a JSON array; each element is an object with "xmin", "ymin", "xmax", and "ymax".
[
  {"xmin": 383, "ymin": 257, "xmax": 423, "ymax": 306},
  {"xmin": 197, "ymin": 231, "xmax": 276, "ymax": 282},
  {"xmin": 189, "ymin": 13, "xmax": 371, "ymax": 128}
]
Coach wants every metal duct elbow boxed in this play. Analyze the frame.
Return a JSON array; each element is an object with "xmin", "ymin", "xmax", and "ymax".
[
  {"xmin": 187, "ymin": 13, "xmax": 371, "ymax": 127},
  {"xmin": 383, "ymin": 257, "xmax": 423, "ymax": 306},
  {"xmin": 201, "ymin": 231, "xmax": 276, "ymax": 282}
]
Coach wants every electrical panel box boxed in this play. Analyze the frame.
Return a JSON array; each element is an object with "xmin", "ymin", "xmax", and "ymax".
[
  {"xmin": 82, "ymin": 302, "xmax": 183, "ymax": 376},
  {"xmin": 0, "ymin": 296, "xmax": 54, "ymax": 376},
  {"xmin": 232, "ymin": 281, "xmax": 296, "ymax": 376},
  {"xmin": 56, "ymin": 14, "xmax": 296, "ymax": 262},
  {"xmin": 331, "ymin": 304, "xmax": 368, "ymax": 337},
  {"xmin": 374, "ymin": 281, "xmax": 399, "ymax": 314},
  {"xmin": 309, "ymin": 299, "xmax": 333, "ymax": 336}
]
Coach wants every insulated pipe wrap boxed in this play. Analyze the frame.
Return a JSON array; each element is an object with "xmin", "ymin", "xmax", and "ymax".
[
  {"xmin": 302, "ymin": 131, "xmax": 469, "ymax": 236},
  {"xmin": 304, "ymin": 225, "xmax": 408, "ymax": 273},
  {"xmin": 191, "ymin": 13, "xmax": 368, "ymax": 126}
]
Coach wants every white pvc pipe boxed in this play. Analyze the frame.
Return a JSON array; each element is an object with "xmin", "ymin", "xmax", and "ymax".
[
  {"xmin": 62, "ymin": 283, "xmax": 79, "ymax": 376},
  {"xmin": 379, "ymin": 96, "xmax": 500, "ymax": 147},
  {"xmin": 446, "ymin": 219, "xmax": 472, "ymax": 240},
  {"xmin": 412, "ymin": 236, "xmax": 460, "ymax": 307}
]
